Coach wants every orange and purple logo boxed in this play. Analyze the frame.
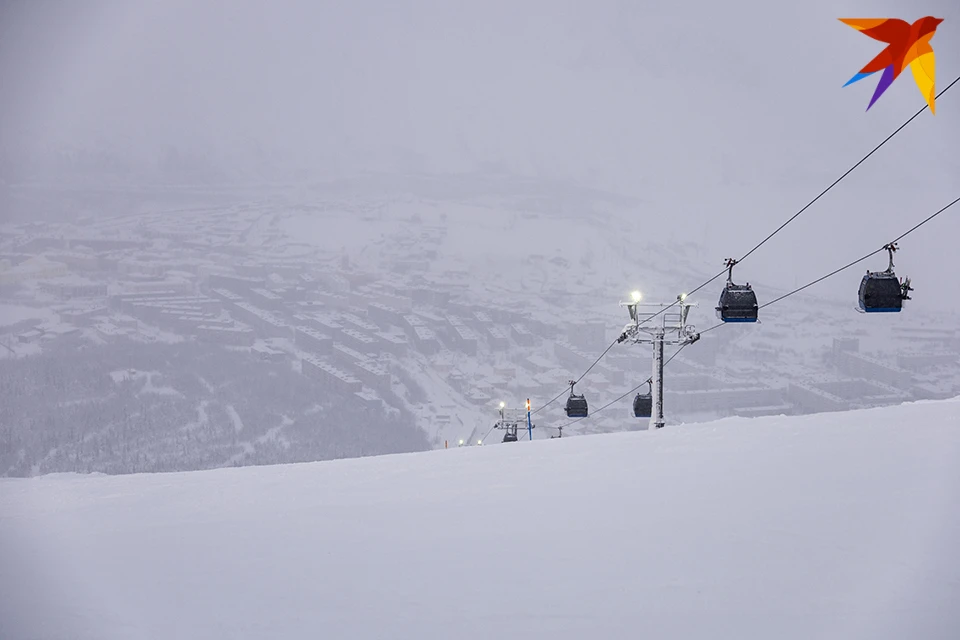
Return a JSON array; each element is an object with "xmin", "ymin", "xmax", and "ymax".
[{"xmin": 840, "ymin": 17, "xmax": 943, "ymax": 113}]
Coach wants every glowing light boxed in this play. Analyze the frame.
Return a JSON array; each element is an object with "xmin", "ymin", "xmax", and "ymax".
[
  {"xmin": 499, "ymin": 401, "xmax": 505, "ymax": 409},
  {"xmin": 631, "ymin": 290, "xmax": 642, "ymax": 302},
  {"xmin": 679, "ymin": 292, "xmax": 687, "ymax": 301}
]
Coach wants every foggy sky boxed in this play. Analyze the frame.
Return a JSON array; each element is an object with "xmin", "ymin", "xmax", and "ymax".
[{"xmin": 1, "ymin": 0, "xmax": 958, "ymax": 309}]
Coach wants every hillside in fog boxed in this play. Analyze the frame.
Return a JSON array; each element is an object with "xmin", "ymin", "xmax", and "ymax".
[{"xmin": 1, "ymin": 0, "xmax": 959, "ymax": 478}]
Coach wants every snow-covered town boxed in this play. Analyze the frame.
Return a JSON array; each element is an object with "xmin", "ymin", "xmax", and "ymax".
[{"xmin": 3, "ymin": 179, "xmax": 958, "ymax": 477}]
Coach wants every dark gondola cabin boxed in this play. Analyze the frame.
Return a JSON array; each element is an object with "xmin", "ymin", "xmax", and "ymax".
[
  {"xmin": 858, "ymin": 273, "xmax": 906, "ymax": 312},
  {"xmin": 858, "ymin": 243, "xmax": 912, "ymax": 313},
  {"xmin": 716, "ymin": 258, "xmax": 758, "ymax": 323},
  {"xmin": 502, "ymin": 431, "xmax": 518, "ymax": 442},
  {"xmin": 717, "ymin": 284, "xmax": 759, "ymax": 322},
  {"xmin": 633, "ymin": 389, "xmax": 652, "ymax": 418},
  {"xmin": 565, "ymin": 394, "xmax": 588, "ymax": 418},
  {"xmin": 564, "ymin": 380, "xmax": 588, "ymax": 418}
]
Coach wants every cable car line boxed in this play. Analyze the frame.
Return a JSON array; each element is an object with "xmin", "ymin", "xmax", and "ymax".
[
  {"xmin": 492, "ymin": 194, "xmax": 954, "ymax": 440},
  {"xmin": 554, "ymin": 344, "xmax": 692, "ymax": 430},
  {"xmin": 700, "ymin": 193, "xmax": 960, "ymax": 333},
  {"xmin": 736, "ymin": 73, "xmax": 958, "ymax": 266},
  {"xmin": 548, "ymin": 193, "xmax": 958, "ymax": 432},
  {"xmin": 479, "ymin": 422, "xmax": 498, "ymax": 445},
  {"xmin": 531, "ymin": 336, "xmax": 621, "ymax": 416},
  {"xmin": 593, "ymin": 73, "xmax": 960, "ymax": 335},
  {"xmin": 530, "ymin": 388, "xmax": 568, "ymax": 417},
  {"xmin": 522, "ymin": 74, "xmax": 958, "ymax": 422}
]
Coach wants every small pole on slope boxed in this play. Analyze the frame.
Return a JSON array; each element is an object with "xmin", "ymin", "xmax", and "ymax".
[{"xmin": 526, "ymin": 398, "xmax": 533, "ymax": 440}]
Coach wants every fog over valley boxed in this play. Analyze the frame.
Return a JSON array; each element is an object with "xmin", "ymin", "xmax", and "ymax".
[{"xmin": 0, "ymin": 0, "xmax": 957, "ymax": 471}]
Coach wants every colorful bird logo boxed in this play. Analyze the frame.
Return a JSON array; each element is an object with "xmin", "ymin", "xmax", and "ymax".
[{"xmin": 840, "ymin": 17, "xmax": 943, "ymax": 113}]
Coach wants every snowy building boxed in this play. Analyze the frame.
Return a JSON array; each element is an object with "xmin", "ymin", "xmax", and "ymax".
[
  {"xmin": 787, "ymin": 382, "xmax": 848, "ymax": 414},
  {"xmin": 119, "ymin": 279, "xmax": 194, "ymax": 295},
  {"xmin": 320, "ymin": 274, "xmax": 351, "ymax": 293},
  {"xmin": 207, "ymin": 273, "xmax": 266, "ymax": 292},
  {"xmin": 46, "ymin": 251, "xmax": 101, "ymax": 271},
  {"xmin": 667, "ymin": 385, "xmax": 787, "ymax": 414},
  {"xmin": 832, "ymin": 337, "xmax": 859, "ymax": 354},
  {"xmin": 196, "ymin": 324, "xmax": 256, "ymax": 347},
  {"xmin": 39, "ymin": 278, "xmax": 108, "ymax": 300},
  {"xmin": 339, "ymin": 327, "xmax": 379, "ymax": 353},
  {"xmin": 109, "ymin": 290, "xmax": 179, "ymax": 311},
  {"xmin": 341, "ymin": 312, "xmax": 382, "ymax": 335},
  {"xmin": 374, "ymin": 331, "xmax": 408, "ymax": 357},
  {"xmin": 315, "ymin": 292, "xmax": 352, "ymax": 309},
  {"xmin": 0, "ymin": 256, "xmax": 68, "ymax": 285},
  {"xmin": 367, "ymin": 302, "xmax": 407, "ymax": 328},
  {"xmin": 833, "ymin": 350, "xmax": 912, "ymax": 388},
  {"xmin": 487, "ymin": 327, "xmax": 509, "ymax": 350},
  {"xmin": 306, "ymin": 313, "xmax": 344, "ymax": 337},
  {"xmin": 58, "ymin": 305, "xmax": 108, "ymax": 326},
  {"xmin": 301, "ymin": 356, "xmax": 362, "ymax": 393},
  {"xmin": 294, "ymin": 326, "xmax": 333, "ymax": 355},
  {"xmin": 353, "ymin": 388, "xmax": 384, "ymax": 412},
  {"xmin": 209, "ymin": 288, "xmax": 244, "ymax": 303},
  {"xmin": 17, "ymin": 328, "xmax": 45, "ymax": 343},
  {"xmin": 253, "ymin": 343, "xmax": 287, "ymax": 362},
  {"xmin": 250, "ymin": 288, "xmax": 286, "ymax": 312},
  {"xmin": 411, "ymin": 287, "xmax": 449, "ymax": 306},
  {"xmin": 331, "ymin": 343, "xmax": 371, "ymax": 370},
  {"xmin": 896, "ymin": 352, "xmax": 959, "ymax": 372},
  {"xmin": 353, "ymin": 360, "xmax": 392, "ymax": 394},
  {"xmin": 443, "ymin": 323, "xmax": 478, "ymax": 355},
  {"xmin": 231, "ymin": 302, "xmax": 291, "ymax": 339},
  {"xmin": 510, "ymin": 323, "xmax": 536, "ymax": 347},
  {"xmin": 411, "ymin": 326, "xmax": 440, "ymax": 354}
]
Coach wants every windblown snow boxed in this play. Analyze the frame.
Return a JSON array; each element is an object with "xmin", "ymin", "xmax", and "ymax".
[{"xmin": 2, "ymin": 398, "xmax": 959, "ymax": 640}]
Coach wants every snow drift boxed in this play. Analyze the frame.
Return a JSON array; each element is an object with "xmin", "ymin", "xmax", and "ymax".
[{"xmin": 2, "ymin": 398, "xmax": 959, "ymax": 640}]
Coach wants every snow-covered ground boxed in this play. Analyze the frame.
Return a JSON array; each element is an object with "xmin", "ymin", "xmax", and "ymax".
[{"xmin": 2, "ymin": 398, "xmax": 959, "ymax": 640}]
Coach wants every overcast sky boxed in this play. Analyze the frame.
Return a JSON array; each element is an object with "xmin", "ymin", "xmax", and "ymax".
[{"xmin": 1, "ymin": 0, "xmax": 957, "ymax": 309}]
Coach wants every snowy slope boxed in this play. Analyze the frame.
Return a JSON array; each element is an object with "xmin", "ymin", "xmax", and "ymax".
[{"xmin": 2, "ymin": 398, "xmax": 960, "ymax": 640}]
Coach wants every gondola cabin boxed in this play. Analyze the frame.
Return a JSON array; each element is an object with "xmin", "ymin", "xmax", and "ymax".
[
  {"xmin": 564, "ymin": 380, "xmax": 589, "ymax": 418},
  {"xmin": 857, "ymin": 243, "xmax": 912, "ymax": 313},
  {"xmin": 565, "ymin": 394, "xmax": 588, "ymax": 418},
  {"xmin": 716, "ymin": 284, "xmax": 758, "ymax": 322},
  {"xmin": 858, "ymin": 273, "xmax": 905, "ymax": 312},
  {"xmin": 716, "ymin": 258, "xmax": 758, "ymax": 323},
  {"xmin": 633, "ymin": 391, "xmax": 652, "ymax": 418}
]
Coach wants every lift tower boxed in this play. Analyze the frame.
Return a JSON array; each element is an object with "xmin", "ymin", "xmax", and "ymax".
[
  {"xmin": 617, "ymin": 293, "xmax": 700, "ymax": 430},
  {"xmin": 492, "ymin": 401, "xmax": 534, "ymax": 442}
]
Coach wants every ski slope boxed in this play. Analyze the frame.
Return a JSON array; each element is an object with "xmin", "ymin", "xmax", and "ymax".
[{"xmin": 2, "ymin": 399, "xmax": 960, "ymax": 640}]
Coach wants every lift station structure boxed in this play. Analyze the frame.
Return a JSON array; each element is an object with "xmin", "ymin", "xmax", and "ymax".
[
  {"xmin": 618, "ymin": 292, "xmax": 701, "ymax": 430},
  {"xmin": 493, "ymin": 400, "xmax": 535, "ymax": 442}
]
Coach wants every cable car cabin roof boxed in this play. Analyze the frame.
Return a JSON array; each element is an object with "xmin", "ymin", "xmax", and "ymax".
[
  {"xmin": 565, "ymin": 394, "xmax": 588, "ymax": 417},
  {"xmin": 633, "ymin": 393, "xmax": 652, "ymax": 418},
  {"xmin": 719, "ymin": 286, "xmax": 758, "ymax": 306},
  {"xmin": 717, "ymin": 285, "xmax": 758, "ymax": 322},
  {"xmin": 859, "ymin": 273, "xmax": 904, "ymax": 312}
]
